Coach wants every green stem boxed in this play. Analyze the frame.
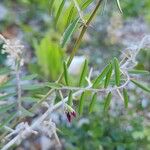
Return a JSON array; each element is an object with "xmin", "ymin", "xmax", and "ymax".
[{"xmin": 0, "ymin": 2, "xmax": 103, "ymax": 140}]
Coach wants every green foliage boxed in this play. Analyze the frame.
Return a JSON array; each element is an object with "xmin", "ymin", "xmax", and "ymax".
[
  {"xmin": 61, "ymin": 18, "xmax": 80, "ymax": 48},
  {"xmin": 104, "ymin": 92, "xmax": 112, "ymax": 111},
  {"xmin": 68, "ymin": 90, "xmax": 73, "ymax": 106},
  {"xmin": 92, "ymin": 64, "xmax": 111, "ymax": 88},
  {"xmin": 121, "ymin": 0, "xmax": 150, "ymax": 18},
  {"xmin": 0, "ymin": 0, "xmax": 150, "ymax": 149},
  {"xmin": 59, "ymin": 111, "xmax": 150, "ymax": 150},
  {"xmin": 115, "ymin": 0, "xmax": 123, "ymax": 13},
  {"xmin": 104, "ymin": 64, "xmax": 113, "ymax": 88},
  {"xmin": 78, "ymin": 92, "xmax": 86, "ymax": 115},
  {"xmin": 63, "ymin": 61, "xmax": 69, "ymax": 85},
  {"xmin": 55, "ymin": 0, "xmax": 66, "ymax": 25},
  {"xmin": 114, "ymin": 57, "xmax": 120, "ymax": 86},
  {"xmin": 123, "ymin": 88, "xmax": 129, "ymax": 108},
  {"xmin": 128, "ymin": 69, "xmax": 150, "ymax": 75},
  {"xmin": 131, "ymin": 80, "xmax": 150, "ymax": 93},
  {"xmin": 89, "ymin": 93, "xmax": 97, "ymax": 113},
  {"xmin": 35, "ymin": 34, "xmax": 64, "ymax": 80},
  {"xmin": 79, "ymin": 59, "xmax": 88, "ymax": 86}
]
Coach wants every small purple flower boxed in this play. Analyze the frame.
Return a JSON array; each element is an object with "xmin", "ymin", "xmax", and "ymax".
[
  {"xmin": 71, "ymin": 111, "xmax": 76, "ymax": 117},
  {"xmin": 65, "ymin": 110, "xmax": 77, "ymax": 123},
  {"xmin": 66, "ymin": 112, "xmax": 71, "ymax": 122}
]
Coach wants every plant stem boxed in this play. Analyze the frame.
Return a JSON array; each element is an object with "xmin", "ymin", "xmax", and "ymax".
[{"xmin": 32, "ymin": 0, "xmax": 103, "ymax": 109}]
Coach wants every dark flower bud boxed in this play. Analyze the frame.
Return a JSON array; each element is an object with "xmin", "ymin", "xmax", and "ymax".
[
  {"xmin": 71, "ymin": 111, "xmax": 76, "ymax": 118},
  {"xmin": 66, "ymin": 112, "xmax": 71, "ymax": 122}
]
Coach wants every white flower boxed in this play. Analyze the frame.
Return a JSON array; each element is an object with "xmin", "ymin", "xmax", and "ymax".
[{"xmin": 0, "ymin": 34, "xmax": 24, "ymax": 69}]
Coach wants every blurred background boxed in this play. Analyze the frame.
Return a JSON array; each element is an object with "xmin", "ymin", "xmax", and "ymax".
[{"xmin": 0, "ymin": 0, "xmax": 150, "ymax": 149}]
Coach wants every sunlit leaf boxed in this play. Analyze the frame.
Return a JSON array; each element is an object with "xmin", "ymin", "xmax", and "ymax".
[
  {"xmin": 89, "ymin": 93, "xmax": 97, "ymax": 113},
  {"xmin": 49, "ymin": 0, "xmax": 55, "ymax": 13},
  {"xmin": 55, "ymin": 0, "xmax": 66, "ymax": 25},
  {"xmin": 116, "ymin": 0, "xmax": 123, "ymax": 13},
  {"xmin": 81, "ymin": 0, "xmax": 93, "ymax": 10},
  {"xmin": 61, "ymin": 18, "xmax": 79, "ymax": 48},
  {"xmin": 65, "ymin": 6, "xmax": 75, "ymax": 28}
]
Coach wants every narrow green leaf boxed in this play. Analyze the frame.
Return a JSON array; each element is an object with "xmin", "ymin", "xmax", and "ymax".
[
  {"xmin": 68, "ymin": 90, "xmax": 73, "ymax": 106},
  {"xmin": 131, "ymin": 80, "xmax": 150, "ymax": 93},
  {"xmin": 79, "ymin": 59, "xmax": 88, "ymax": 86},
  {"xmin": 116, "ymin": 0, "xmax": 123, "ymax": 13},
  {"xmin": 55, "ymin": 0, "xmax": 66, "ymax": 25},
  {"xmin": 92, "ymin": 64, "xmax": 111, "ymax": 88},
  {"xmin": 0, "ymin": 82, "xmax": 14, "ymax": 90},
  {"xmin": 65, "ymin": 6, "xmax": 75, "ymax": 28},
  {"xmin": 46, "ymin": 82, "xmax": 63, "ymax": 88},
  {"xmin": 21, "ymin": 74, "xmax": 38, "ymax": 81},
  {"xmin": 78, "ymin": 92, "xmax": 85, "ymax": 115},
  {"xmin": 21, "ymin": 107, "xmax": 34, "ymax": 117},
  {"xmin": 63, "ymin": 61, "xmax": 69, "ymax": 86},
  {"xmin": 123, "ymin": 88, "xmax": 129, "ymax": 108},
  {"xmin": 89, "ymin": 93, "xmax": 97, "ymax": 113},
  {"xmin": 81, "ymin": 0, "xmax": 93, "ymax": 10},
  {"xmin": 0, "ymin": 67, "xmax": 11, "ymax": 75},
  {"xmin": 104, "ymin": 92, "xmax": 112, "ymax": 111},
  {"xmin": 0, "ymin": 93, "xmax": 16, "ymax": 101},
  {"xmin": 114, "ymin": 57, "xmax": 120, "ymax": 86},
  {"xmin": 61, "ymin": 18, "xmax": 79, "ymax": 48},
  {"xmin": 21, "ymin": 97, "xmax": 40, "ymax": 103},
  {"xmin": 0, "ymin": 112, "xmax": 17, "ymax": 129},
  {"xmin": 104, "ymin": 64, "xmax": 113, "ymax": 88},
  {"xmin": 128, "ymin": 69, "xmax": 150, "ymax": 75},
  {"xmin": 22, "ymin": 83, "xmax": 46, "ymax": 91},
  {"xmin": 0, "ymin": 104, "xmax": 16, "ymax": 113},
  {"xmin": 49, "ymin": 0, "xmax": 55, "ymax": 13}
]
